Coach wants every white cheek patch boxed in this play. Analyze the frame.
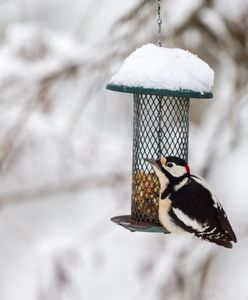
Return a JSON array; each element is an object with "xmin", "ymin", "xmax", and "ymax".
[{"xmin": 170, "ymin": 165, "xmax": 186, "ymax": 177}]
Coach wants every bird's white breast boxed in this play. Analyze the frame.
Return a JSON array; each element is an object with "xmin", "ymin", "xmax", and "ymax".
[{"xmin": 159, "ymin": 199, "xmax": 184, "ymax": 234}]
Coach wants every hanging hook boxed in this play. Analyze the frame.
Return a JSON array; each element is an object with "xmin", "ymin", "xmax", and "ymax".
[{"xmin": 157, "ymin": 0, "xmax": 162, "ymax": 47}]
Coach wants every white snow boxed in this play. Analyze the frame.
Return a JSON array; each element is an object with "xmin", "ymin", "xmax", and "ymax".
[{"xmin": 109, "ymin": 44, "xmax": 214, "ymax": 93}]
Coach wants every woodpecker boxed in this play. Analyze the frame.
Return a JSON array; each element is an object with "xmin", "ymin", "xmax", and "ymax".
[{"xmin": 145, "ymin": 156, "xmax": 237, "ymax": 248}]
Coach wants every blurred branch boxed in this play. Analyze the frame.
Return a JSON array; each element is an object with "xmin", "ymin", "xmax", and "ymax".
[
  {"xmin": 114, "ymin": 0, "xmax": 150, "ymax": 25},
  {"xmin": 197, "ymin": 253, "xmax": 214, "ymax": 300},
  {"xmin": 0, "ymin": 96, "xmax": 37, "ymax": 171},
  {"xmin": 0, "ymin": 172, "xmax": 129, "ymax": 205}
]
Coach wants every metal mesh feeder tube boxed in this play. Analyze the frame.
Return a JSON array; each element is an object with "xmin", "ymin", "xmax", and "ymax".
[
  {"xmin": 106, "ymin": 84, "xmax": 212, "ymax": 234},
  {"xmin": 131, "ymin": 94, "xmax": 189, "ymax": 226}
]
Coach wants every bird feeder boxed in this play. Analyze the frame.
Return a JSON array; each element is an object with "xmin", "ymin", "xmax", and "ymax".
[{"xmin": 106, "ymin": 44, "xmax": 213, "ymax": 234}]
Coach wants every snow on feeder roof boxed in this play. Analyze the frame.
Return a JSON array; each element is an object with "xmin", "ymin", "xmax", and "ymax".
[{"xmin": 107, "ymin": 44, "xmax": 214, "ymax": 98}]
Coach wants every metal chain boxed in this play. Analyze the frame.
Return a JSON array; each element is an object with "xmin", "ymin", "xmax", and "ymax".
[
  {"xmin": 157, "ymin": 0, "xmax": 162, "ymax": 47},
  {"xmin": 157, "ymin": 0, "xmax": 163, "ymax": 155}
]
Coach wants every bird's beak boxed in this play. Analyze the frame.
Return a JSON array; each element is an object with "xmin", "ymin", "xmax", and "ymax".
[{"xmin": 144, "ymin": 158, "xmax": 161, "ymax": 168}]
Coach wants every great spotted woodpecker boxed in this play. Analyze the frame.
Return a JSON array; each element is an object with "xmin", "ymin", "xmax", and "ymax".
[{"xmin": 145, "ymin": 156, "xmax": 237, "ymax": 248}]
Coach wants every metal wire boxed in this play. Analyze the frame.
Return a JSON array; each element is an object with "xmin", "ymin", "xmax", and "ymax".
[
  {"xmin": 131, "ymin": 94, "xmax": 190, "ymax": 224},
  {"xmin": 157, "ymin": 0, "xmax": 162, "ymax": 47}
]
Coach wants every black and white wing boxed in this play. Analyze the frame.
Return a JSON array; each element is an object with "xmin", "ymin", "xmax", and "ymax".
[{"xmin": 169, "ymin": 175, "xmax": 237, "ymax": 248}]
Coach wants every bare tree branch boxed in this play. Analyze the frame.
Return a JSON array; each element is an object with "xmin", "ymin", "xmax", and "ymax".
[{"xmin": 0, "ymin": 172, "xmax": 130, "ymax": 205}]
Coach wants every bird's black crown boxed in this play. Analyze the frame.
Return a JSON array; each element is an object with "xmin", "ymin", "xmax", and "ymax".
[{"xmin": 165, "ymin": 156, "xmax": 187, "ymax": 166}]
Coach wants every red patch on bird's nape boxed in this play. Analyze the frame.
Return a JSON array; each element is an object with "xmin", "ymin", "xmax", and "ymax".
[{"xmin": 185, "ymin": 164, "xmax": 190, "ymax": 174}]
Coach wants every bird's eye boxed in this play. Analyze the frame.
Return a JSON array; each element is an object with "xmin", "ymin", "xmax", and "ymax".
[{"xmin": 166, "ymin": 162, "xmax": 173, "ymax": 168}]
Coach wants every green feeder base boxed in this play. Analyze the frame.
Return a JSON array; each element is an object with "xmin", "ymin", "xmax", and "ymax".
[{"xmin": 111, "ymin": 215, "xmax": 170, "ymax": 234}]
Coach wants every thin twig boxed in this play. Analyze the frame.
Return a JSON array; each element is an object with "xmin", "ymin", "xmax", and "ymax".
[{"xmin": 0, "ymin": 172, "xmax": 129, "ymax": 205}]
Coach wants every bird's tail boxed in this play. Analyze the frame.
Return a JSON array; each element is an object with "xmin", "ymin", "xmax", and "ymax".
[{"xmin": 203, "ymin": 236, "xmax": 233, "ymax": 249}]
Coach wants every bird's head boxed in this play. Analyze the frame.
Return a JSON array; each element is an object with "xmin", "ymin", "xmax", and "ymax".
[{"xmin": 145, "ymin": 156, "xmax": 190, "ymax": 197}]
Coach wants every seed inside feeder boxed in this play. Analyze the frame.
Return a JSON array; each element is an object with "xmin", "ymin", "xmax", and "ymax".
[{"xmin": 132, "ymin": 171, "xmax": 160, "ymax": 224}]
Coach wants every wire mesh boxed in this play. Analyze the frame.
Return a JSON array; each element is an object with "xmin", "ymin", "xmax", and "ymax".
[{"xmin": 131, "ymin": 94, "xmax": 190, "ymax": 224}]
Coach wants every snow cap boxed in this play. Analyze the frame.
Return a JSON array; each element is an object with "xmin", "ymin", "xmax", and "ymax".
[{"xmin": 109, "ymin": 44, "xmax": 214, "ymax": 93}]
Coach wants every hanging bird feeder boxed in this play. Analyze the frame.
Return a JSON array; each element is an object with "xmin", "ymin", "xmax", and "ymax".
[{"xmin": 106, "ymin": 1, "xmax": 214, "ymax": 234}]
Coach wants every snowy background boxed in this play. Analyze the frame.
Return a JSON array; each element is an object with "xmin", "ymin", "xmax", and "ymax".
[{"xmin": 0, "ymin": 0, "xmax": 247, "ymax": 299}]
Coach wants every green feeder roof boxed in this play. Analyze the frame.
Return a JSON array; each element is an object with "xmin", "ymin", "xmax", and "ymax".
[{"xmin": 106, "ymin": 83, "xmax": 213, "ymax": 99}]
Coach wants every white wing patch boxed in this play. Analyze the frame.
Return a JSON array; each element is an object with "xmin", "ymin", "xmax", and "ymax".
[
  {"xmin": 198, "ymin": 226, "xmax": 216, "ymax": 236},
  {"xmin": 172, "ymin": 207, "xmax": 207, "ymax": 232}
]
